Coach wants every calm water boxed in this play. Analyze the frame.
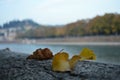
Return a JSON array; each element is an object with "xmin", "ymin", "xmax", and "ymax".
[{"xmin": 0, "ymin": 43, "xmax": 120, "ymax": 65}]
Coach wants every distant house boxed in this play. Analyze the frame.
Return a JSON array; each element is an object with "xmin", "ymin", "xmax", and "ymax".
[
  {"xmin": 0, "ymin": 29, "xmax": 7, "ymax": 40},
  {"xmin": 0, "ymin": 28, "xmax": 17, "ymax": 41},
  {"xmin": 7, "ymin": 28, "xmax": 17, "ymax": 40},
  {"xmin": 0, "ymin": 33, "xmax": 4, "ymax": 40}
]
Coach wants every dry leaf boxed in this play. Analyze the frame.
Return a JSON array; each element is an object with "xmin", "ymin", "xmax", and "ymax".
[
  {"xmin": 69, "ymin": 55, "xmax": 81, "ymax": 69},
  {"xmin": 79, "ymin": 48, "xmax": 96, "ymax": 60},
  {"xmin": 26, "ymin": 48, "xmax": 53, "ymax": 60},
  {"xmin": 52, "ymin": 48, "xmax": 96, "ymax": 72},
  {"xmin": 52, "ymin": 52, "xmax": 70, "ymax": 72}
]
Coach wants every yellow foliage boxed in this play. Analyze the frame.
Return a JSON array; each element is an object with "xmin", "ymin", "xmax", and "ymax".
[
  {"xmin": 69, "ymin": 55, "xmax": 81, "ymax": 69},
  {"xmin": 52, "ymin": 52, "xmax": 70, "ymax": 72},
  {"xmin": 79, "ymin": 48, "xmax": 96, "ymax": 60},
  {"xmin": 52, "ymin": 48, "xmax": 96, "ymax": 72}
]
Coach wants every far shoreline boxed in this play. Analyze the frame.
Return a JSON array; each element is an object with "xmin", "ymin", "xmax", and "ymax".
[
  {"xmin": 0, "ymin": 36, "xmax": 120, "ymax": 45},
  {"xmin": 1, "ymin": 41, "xmax": 120, "ymax": 46},
  {"xmin": 34, "ymin": 42, "xmax": 120, "ymax": 46}
]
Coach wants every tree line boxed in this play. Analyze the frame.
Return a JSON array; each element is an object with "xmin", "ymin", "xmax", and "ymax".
[{"xmin": 17, "ymin": 13, "xmax": 120, "ymax": 39}]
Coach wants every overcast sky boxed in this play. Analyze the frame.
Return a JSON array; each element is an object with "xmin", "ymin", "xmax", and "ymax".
[{"xmin": 0, "ymin": 0, "xmax": 120, "ymax": 25}]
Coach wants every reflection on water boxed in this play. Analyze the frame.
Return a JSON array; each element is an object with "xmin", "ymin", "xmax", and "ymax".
[{"xmin": 0, "ymin": 43, "xmax": 120, "ymax": 65}]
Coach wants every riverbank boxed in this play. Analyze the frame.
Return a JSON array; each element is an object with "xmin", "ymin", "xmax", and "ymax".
[
  {"xmin": 34, "ymin": 36, "xmax": 120, "ymax": 42},
  {"xmin": 0, "ymin": 49, "xmax": 120, "ymax": 80},
  {"xmin": 1, "ymin": 36, "xmax": 120, "ymax": 44}
]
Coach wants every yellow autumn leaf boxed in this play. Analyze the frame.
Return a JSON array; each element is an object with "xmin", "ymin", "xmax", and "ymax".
[
  {"xmin": 69, "ymin": 55, "xmax": 81, "ymax": 69},
  {"xmin": 79, "ymin": 48, "xmax": 96, "ymax": 60},
  {"xmin": 52, "ymin": 48, "xmax": 96, "ymax": 72},
  {"xmin": 52, "ymin": 52, "xmax": 70, "ymax": 72}
]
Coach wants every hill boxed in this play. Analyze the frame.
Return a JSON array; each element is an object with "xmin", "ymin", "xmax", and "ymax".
[
  {"xmin": 0, "ymin": 13, "xmax": 120, "ymax": 39},
  {"xmin": 17, "ymin": 13, "xmax": 120, "ymax": 39},
  {"xmin": 64, "ymin": 13, "xmax": 120, "ymax": 36},
  {"xmin": 1, "ymin": 19, "xmax": 40, "ymax": 29}
]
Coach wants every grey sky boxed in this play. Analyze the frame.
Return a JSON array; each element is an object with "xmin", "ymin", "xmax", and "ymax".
[{"xmin": 0, "ymin": 0, "xmax": 120, "ymax": 25}]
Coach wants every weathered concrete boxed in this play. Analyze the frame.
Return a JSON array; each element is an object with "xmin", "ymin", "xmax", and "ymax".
[
  {"xmin": 0, "ymin": 49, "xmax": 120, "ymax": 80},
  {"xmin": 72, "ymin": 61, "xmax": 120, "ymax": 80}
]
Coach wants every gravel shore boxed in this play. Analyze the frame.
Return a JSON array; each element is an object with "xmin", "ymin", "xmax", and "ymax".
[{"xmin": 0, "ymin": 49, "xmax": 120, "ymax": 80}]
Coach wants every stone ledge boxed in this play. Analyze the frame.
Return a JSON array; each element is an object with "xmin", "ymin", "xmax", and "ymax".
[{"xmin": 0, "ymin": 49, "xmax": 120, "ymax": 80}]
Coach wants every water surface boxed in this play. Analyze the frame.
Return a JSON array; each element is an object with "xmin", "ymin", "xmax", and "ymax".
[{"xmin": 0, "ymin": 43, "xmax": 120, "ymax": 65}]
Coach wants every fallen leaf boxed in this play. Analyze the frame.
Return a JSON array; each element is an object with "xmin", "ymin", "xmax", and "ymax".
[
  {"xmin": 79, "ymin": 48, "xmax": 96, "ymax": 60},
  {"xmin": 69, "ymin": 55, "xmax": 81, "ymax": 69},
  {"xmin": 52, "ymin": 52, "xmax": 70, "ymax": 72},
  {"xmin": 26, "ymin": 48, "xmax": 53, "ymax": 60}
]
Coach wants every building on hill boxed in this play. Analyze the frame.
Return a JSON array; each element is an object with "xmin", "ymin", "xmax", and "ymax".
[
  {"xmin": 0, "ymin": 29, "xmax": 7, "ymax": 41},
  {"xmin": 0, "ymin": 28, "xmax": 17, "ymax": 41}
]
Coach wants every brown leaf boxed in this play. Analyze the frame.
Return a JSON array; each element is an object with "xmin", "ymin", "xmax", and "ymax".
[{"xmin": 26, "ymin": 48, "xmax": 53, "ymax": 60}]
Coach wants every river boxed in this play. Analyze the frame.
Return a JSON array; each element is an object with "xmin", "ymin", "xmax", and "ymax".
[{"xmin": 0, "ymin": 43, "xmax": 120, "ymax": 65}]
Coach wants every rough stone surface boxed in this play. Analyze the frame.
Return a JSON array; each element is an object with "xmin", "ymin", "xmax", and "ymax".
[
  {"xmin": 0, "ymin": 49, "xmax": 120, "ymax": 80},
  {"xmin": 72, "ymin": 61, "xmax": 120, "ymax": 80}
]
